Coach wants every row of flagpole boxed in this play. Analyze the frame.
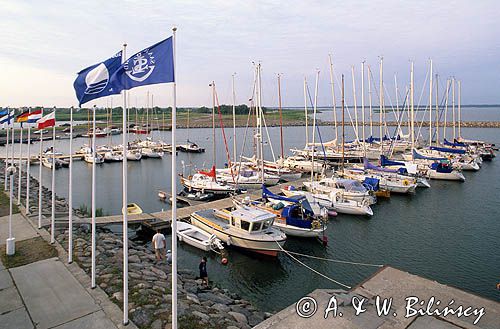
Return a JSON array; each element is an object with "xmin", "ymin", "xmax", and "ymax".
[{"xmin": 1, "ymin": 27, "xmax": 179, "ymax": 328}]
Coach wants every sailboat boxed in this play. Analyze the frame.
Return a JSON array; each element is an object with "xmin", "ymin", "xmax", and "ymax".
[{"xmin": 178, "ymin": 109, "xmax": 205, "ymax": 153}]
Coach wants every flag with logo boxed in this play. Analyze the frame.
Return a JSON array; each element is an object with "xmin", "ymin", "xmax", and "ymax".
[
  {"xmin": 27, "ymin": 109, "xmax": 43, "ymax": 123},
  {"xmin": 109, "ymin": 37, "xmax": 174, "ymax": 93},
  {"xmin": 0, "ymin": 109, "xmax": 7, "ymax": 116},
  {"xmin": 73, "ymin": 51, "xmax": 123, "ymax": 107},
  {"xmin": 37, "ymin": 111, "xmax": 56, "ymax": 129},
  {"xmin": 0, "ymin": 110, "xmax": 15, "ymax": 125},
  {"xmin": 16, "ymin": 109, "xmax": 30, "ymax": 123}
]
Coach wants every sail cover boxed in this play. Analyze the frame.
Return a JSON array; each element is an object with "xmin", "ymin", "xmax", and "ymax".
[
  {"xmin": 429, "ymin": 146, "xmax": 465, "ymax": 155},
  {"xmin": 413, "ymin": 149, "xmax": 447, "ymax": 161}
]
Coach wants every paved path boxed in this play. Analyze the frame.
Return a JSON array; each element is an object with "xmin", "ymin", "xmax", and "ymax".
[{"xmin": 0, "ymin": 213, "xmax": 137, "ymax": 329}]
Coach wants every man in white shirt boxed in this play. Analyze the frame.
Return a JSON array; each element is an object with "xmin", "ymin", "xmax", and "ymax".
[{"xmin": 152, "ymin": 229, "xmax": 166, "ymax": 261}]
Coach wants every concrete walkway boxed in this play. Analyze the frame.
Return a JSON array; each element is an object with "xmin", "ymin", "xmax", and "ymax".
[{"xmin": 0, "ymin": 212, "xmax": 137, "ymax": 329}]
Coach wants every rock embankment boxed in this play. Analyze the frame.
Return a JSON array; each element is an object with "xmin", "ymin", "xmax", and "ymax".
[{"xmin": 56, "ymin": 226, "xmax": 271, "ymax": 329}]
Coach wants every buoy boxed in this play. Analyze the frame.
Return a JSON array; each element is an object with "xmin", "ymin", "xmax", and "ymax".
[{"xmin": 221, "ymin": 257, "xmax": 228, "ymax": 265}]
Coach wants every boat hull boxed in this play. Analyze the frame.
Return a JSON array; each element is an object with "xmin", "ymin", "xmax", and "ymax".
[{"xmin": 190, "ymin": 214, "xmax": 285, "ymax": 256}]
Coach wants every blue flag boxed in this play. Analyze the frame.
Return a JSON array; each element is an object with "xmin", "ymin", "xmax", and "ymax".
[
  {"xmin": 0, "ymin": 109, "xmax": 7, "ymax": 116},
  {"xmin": 73, "ymin": 51, "xmax": 123, "ymax": 106},
  {"xmin": 109, "ymin": 37, "xmax": 174, "ymax": 93},
  {"xmin": 0, "ymin": 110, "xmax": 14, "ymax": 124}
]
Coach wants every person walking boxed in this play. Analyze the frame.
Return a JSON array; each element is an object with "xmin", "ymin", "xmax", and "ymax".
[
  {"xmin": 152, "ymin": 229, "xmax": 166, "ymax": 261},
  {"xmin": 199, "ymin": 257, "xmax": 208, "ymax": 286}
]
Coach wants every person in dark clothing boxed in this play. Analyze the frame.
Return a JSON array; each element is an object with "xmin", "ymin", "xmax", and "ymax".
[{"xmin": 199, "ymin": 257, "xmax": 208, "ymax": 286}]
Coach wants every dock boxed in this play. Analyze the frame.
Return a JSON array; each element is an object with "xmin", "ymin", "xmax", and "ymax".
[
  {"xmin": 60, "ymin": 178, "xmax": 309, "ymax": 230},
  {"xmin": 255, "ymin": 266, "xmax": 500, "ymax": 329}
]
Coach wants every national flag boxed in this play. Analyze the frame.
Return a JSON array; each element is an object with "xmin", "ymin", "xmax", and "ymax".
[
  {"xmin": 37, "ymin": 111, "xmax": 56, "ymax": 129},
  {"xmin": 27, "ymin": 110, "xmax": 43, "ymax": 123},
  {"xmin": 0, "ymin": 110, "xmax": 15, "ymax": 124},
  {"xmin": 0, "ymin": 109, "xmax": 8, "ymax": 116},
  {"xmin": 108, "ymin": 37, "xmax": 174, "ymax": 93},
  {"xmin": 73, "ymin": 51, "xmax": 123, "ymax": 106},
  {"xmin": 16, "ymin": 110, "xmax": 30, "ymax": 122}
]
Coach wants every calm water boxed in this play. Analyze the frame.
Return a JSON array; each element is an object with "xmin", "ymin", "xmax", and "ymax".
[{"xmin": 1, "ymin": 125, "xmax": 500, "ymax": 312}]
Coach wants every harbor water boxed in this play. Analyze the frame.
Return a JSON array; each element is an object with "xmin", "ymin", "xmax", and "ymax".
[{"xmin": 1, "ymin": 124, "xmax": 500, "ymax": 312}]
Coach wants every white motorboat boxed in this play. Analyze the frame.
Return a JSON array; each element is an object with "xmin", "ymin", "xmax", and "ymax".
[
  {"xmin": 190, "ymin": 207, "xmax": 287, "ymax": 256},
  {"xmin": 104, "ymin": 151, "xmax": 123, "ymax": 162},
  {"xmin": 282, "ymin": 188, "xmax": 373, "ymax": 217},
  {"xmin": 142, "ymin": 147, "xmax": 164, "ymax": 158},
  {"xmin": 126, "ymin": 150, "xmax": 142, "ymax": 161},
  {"xmin": 84, "ymin": 153, "xmax": 104, "ymax": 164},
  {"xmin": 41, "ymin": 157, "xmax": 62, "ymax": 170},
  {"xmin": 177, "ymin": 221, "xmax": 224, "ymax": 252}
]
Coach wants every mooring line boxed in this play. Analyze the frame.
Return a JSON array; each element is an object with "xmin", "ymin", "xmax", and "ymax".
[
  {"xmin": 283, "ymin": 249, "xmax": 384, "ymax": 268},
  {"xmin": 275, "ymin": 241, "xmax": 352, "ymax": 289}
]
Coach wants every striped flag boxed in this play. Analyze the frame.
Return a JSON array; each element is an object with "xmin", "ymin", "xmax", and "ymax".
[
  {"xmin": 37, "ymin": 111, "xmax": 56, "ymax": 129},
  {"xmin": 16, "ymin": 109, "xmax": 30, "ymax": 122},
  {"xmin": 27, "ymin": 110, "xmax": 43, "ymax": 123},
  {"xmin": 0, "ymin": 110, "xmax": 15, "ymax": 124}
]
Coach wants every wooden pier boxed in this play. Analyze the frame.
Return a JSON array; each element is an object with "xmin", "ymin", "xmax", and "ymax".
[{"xmin": 61, "ymin": 178, "xmax": 309, "ymax": 230}]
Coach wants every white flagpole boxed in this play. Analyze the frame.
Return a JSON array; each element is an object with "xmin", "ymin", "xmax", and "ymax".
[
  {"xmin": 38, "ymin": 108, "xmax": 44, "ymax": 229},
  {"xmin": 11, "ymin": 125, "xmax": 15, "ymax": 191},
  {"xmin": 68, "ymin": 106, "xmax": 74, "ymax": 263},
  {"xmin": 4, "ymin": 116, "xmax": 9, "ymax": 191},
  {"xmin": 91, "ymin": 104, "xmax": 97, "ymax": 288},
  {"xmin": 17, "ymin": 120, "xmax": 23, "ymax": 205},
  {"xmin": 121, "ymin": 44, "xmax": 129, "ymax": 325},
  {"xmin": 171, "ymin": 26, "xmax": 178, "ymax": 329},
  {"xmin": 26, "ymin": 110, "xmax": 31, "ymax": 214},
  {"xmin": 51, "ymin": 107, "xmax": 56, "ymax": 243}
]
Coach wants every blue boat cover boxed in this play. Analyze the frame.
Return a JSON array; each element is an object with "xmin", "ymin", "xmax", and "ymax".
[
  {"xmin": 429, "ymin": 146, "xmax": 465, "ymax": 155},
  {"xmin": 362, "ymin": 177, "xmax": 380, "ymax": 191},
  {"xmin": 444, "ymin": 138, "xmax": 466, "ymax": 147},
  {"xmin": 380, "ymin": 155, "xmax": 405, "ymax": 167},
  {"xmin": 262, "ymin": 185, "xmax": 302, "ymax": 203},
  {"xmin": 364, "ymin": 158, "xmax": 398, "ymax": 173},
  {"xmin": 430, "ymin": 162, "xmax": 454, "ymax": 173},
  {"xmin": 413, "ymin": 149, "xmax": 447, "ymax": 161}
]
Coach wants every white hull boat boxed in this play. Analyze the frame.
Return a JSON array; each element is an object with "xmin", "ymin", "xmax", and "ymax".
[{"xmin": 177, "ymin": 221, "xmax": 224, "ymax": 252}]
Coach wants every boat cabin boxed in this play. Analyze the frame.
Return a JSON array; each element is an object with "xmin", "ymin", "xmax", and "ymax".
[{"xmin": 228, "ymin": 207, "xmax": 276, "ymax": 233}]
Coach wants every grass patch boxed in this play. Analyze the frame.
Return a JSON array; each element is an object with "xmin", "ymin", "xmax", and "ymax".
[
  {"xmin": 0, "ymin": 237, "xmax": 58, "ymax": 268},
  {"xmin": 0, "ymin": 191, "xmax": 19, "ymax": 217}
]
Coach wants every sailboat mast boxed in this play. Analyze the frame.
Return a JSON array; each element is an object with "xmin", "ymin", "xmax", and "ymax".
[
  {"xmin": 211, "ymin": 81, "xmax": 216, "ymax": 171},
  {"xmin": 368, "ymin": 65, "xmax": 373, "ymax": 137},
  {"xmin": 328, "ymin": 54, "xmax": 338, "ymax": 142},
  {"xmin": 341, "ymin": 74, "xmax": 345, "ymax": 174},
  {"xmin": 351, "ymin": 66, "xmax": 358, "ymax": 142},
  {"xmin": 452, "ymin": 77, "xmax": 456, "ymax": 140},
  {"xmin": 277, "ymin": 74, "xmax": 284, "ymax": 159},
  {"xmin": 435, "ymin": 74, "xmax": 439, "ymax": 145},
  {"xmin": 311, "ymin": 70, "xmax": 319, "ymax": 181},
  {"xmin": 444, "ymin": 79, "xmax": 450, "ymax": 140},
  {"xmin": 232, "ymin": 73, "xmax": 237, "ymax": 161},
  {"xmin": 379, "ymin": 57, "xmax": 384, "ymax": 154},
  {"xmin": 257, "ymin": 64, "xmax": 265, "ymax": 185},
  {"xmin": 429, "ymin": 59, "xmax": 433, "ymax": 146},
  {"xmin": 410, "ymin": 61, "xmax": 415, "ymax": 152},
  {"xmin": 146, "ymin": 91, "xmax": 150, "ymax": 135},
  {"xmin": 458, "ymin": 80, "xmax": 462, "ymax": 139},
  {"xmin": 303, "ymin": 77, "xmax": 309, "ymax": 147},
  {"xmin": 361, "ymin": 61, "xmax": 366, "ymax": 156}
]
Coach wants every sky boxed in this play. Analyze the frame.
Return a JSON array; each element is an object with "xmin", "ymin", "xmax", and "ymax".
[{"xmin": 0, "ymin": 0, "xmax": 499, "ymax": 108}]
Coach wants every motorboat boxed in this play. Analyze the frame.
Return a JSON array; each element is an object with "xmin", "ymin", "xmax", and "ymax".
[
  {"xmin": 142, "ymin": 147, "xmax": 164, "ymax": 158},
  {"xmin": 235, "ymin": 187, "xmax": 328, "ymax": 238},
  {"xmin": 84, "ymin": 153, "xmax": 104, "ymax": 164},
  {"xmin": 190, "ymin": 207, "xmax": 287, "ymax": 256},
  {"xmin": 126, "ymin": 150, "xmax": 142, "ymax": 161},
  {"xmin": 178, "ymin": 141, "xmax": 205, "ymax": 153},
  {"xmin": 41, "ymin": 157, "xmax": 62, "ymax": 170},
  {"xmin": 177, "ymin": 221, "xmax": 224, "ymax": 252},
  {"xmin": 104, "ymin": 151, "xmax": 123, "ymax": 162}
]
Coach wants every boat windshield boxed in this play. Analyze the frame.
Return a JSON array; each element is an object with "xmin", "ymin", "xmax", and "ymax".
[
  {"xmin": 241, "ymin": 220, "xmax": 250, "ymax": 231},
  {"xmin": 261, "ymin": 219, "xmax": 272, "ymax": 230},
  {"xmin": 251, "ymin": 222, "xmax": 263, "ymax": 232}
]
